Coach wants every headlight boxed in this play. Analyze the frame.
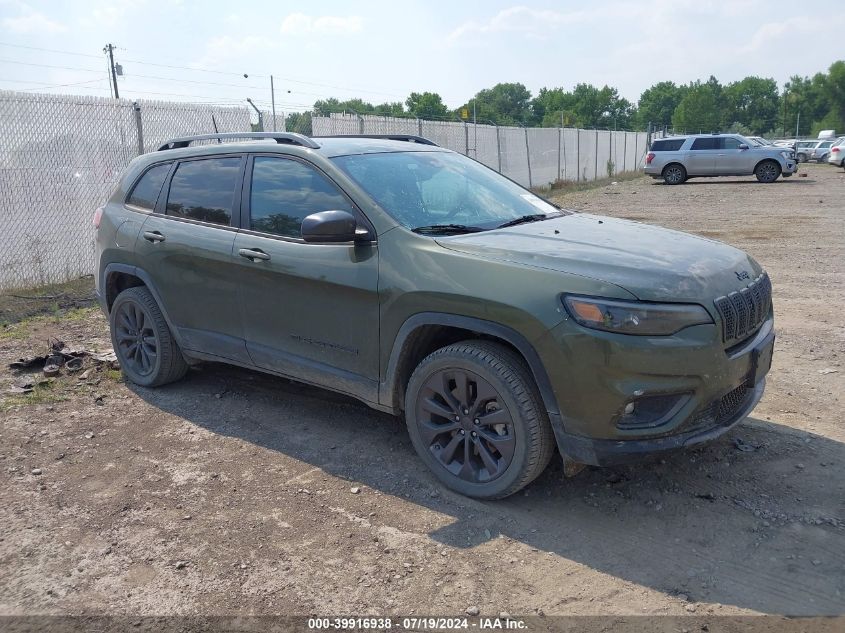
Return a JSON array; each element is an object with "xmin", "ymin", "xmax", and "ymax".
[
  {"xmin": 780, "ymin": 151, "xmax": 792, "ymax": 160},
  {"xmin": 562, "ymin": 295, "xmax": 713, "ymax": 336}
]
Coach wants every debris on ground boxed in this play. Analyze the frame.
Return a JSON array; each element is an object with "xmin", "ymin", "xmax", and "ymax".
[{"xmin": 6, "ymin": 340, "xmax": 119, "ymax": 379}]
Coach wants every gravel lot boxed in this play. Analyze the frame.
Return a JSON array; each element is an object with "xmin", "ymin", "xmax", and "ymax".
[{"xmin": 1, "ymin": 163, "xmax": 843, "ymax": 620}]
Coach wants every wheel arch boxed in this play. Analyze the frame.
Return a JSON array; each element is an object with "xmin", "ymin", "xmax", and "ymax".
[
  {"xmin": 102, "ymin": 263, "xmax": 184, "ymax": 348},
  {"xmin": 382, "ymin": 313, "xmax": 560, "ymax": 421},
  {"xmin": 753, "ymin": 158, "xmax": 782, "ymax": 176}
]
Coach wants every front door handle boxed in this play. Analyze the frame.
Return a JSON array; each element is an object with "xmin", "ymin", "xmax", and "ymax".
[
  {"xmin": 143, "ymin": 230, "xmax": 165, "ymax": 243},
  {"xmin": 238, "ymin": 248, "xmax": 270, "ymax": 262}
]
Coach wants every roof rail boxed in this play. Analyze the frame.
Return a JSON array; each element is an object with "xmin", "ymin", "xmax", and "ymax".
[
  {"xmin": 157, "ymin": 132, "xmax": 320, "ymax": 151},
  {"xmin": 314, "ymin": 134, "xmax": 439, "ymax": 146}
]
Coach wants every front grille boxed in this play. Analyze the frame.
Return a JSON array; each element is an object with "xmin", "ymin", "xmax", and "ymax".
[{"xmin": 714, "ymin": 272, "xmax": 771, "ymax": 344}]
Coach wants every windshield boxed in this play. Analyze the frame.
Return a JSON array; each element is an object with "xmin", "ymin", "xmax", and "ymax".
[{"xmin": 332, "ymin": 151, "xmax": 565, "ymax": 232}]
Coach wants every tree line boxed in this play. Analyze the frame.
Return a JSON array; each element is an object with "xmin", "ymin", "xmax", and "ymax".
[{"xmin": 285, "ymin": 59, "xmax": 845, "ymax": 139}]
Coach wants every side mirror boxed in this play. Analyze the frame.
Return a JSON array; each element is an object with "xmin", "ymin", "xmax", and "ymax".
[
  {"xmin": 301, "ymin": 210, "xmax": 358, "ymax": 243},
  {"xmin": 738, "ymin": 144, "xmax": 749, "ymax": 150}
]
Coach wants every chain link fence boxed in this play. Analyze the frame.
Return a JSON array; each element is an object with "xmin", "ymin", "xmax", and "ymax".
[
  {"xmin": 312, "ymin": 113, "xmax": 652, "ymax": 189},
  {"xmin": 0, "ymin": 90, "xmax": 281, "ymax": 292}
]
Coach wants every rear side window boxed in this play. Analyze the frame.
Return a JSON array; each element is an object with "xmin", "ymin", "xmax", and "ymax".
[
  {"xmin": 166, "ymin": 157, "xmax": 241, "ymax": 226},
  {"xmin": 690, "ymin": 137, "xmax": 719, "ymax": 150},
  {"xmin": 651, "ymin": 139, "xmax": 684, "ymax": 151},
  {"xmin": 127, "ymin": 163, "xmax": 170, "ymax": 210},
  {"xmin": 249, "ymin": 156, "xmax": 355, "ymax": 238}
]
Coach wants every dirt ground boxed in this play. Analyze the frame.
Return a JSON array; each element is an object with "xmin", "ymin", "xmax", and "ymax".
[{"xmin": 1, "ymin": 163, "xmax": 843, "ymax": 620}]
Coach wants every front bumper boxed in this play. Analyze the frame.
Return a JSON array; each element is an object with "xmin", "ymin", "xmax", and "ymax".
[
  {"xmin": 551, "ymin": 377, "xmax": 765, "ymax": 466},
  {"xmin": 536, "ymin": 312, "xmax": 774, "ymax": 465}
]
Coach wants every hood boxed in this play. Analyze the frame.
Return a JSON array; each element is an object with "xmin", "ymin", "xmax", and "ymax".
[{"xmin": 436, "ymin": 214, "xmax": 762, "ymax": 303}]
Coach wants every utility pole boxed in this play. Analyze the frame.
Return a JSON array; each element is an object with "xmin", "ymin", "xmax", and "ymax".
[
  {"xmin": 270, "ymin": 75, "xmax": 277, "ymax": 132},
  {"xmin": 104, "ymin": 43, "xmax": 119, "ymax": 99}
]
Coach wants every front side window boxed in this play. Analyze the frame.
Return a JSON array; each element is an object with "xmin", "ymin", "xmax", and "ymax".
[
  {"xmin": 690, "ymin": 137, "xmax": 719, "ymax": 150},
  {"xmin": 249, "ymin": 156, "xmax": 355, "ymax": 238},
  {"xmin": 333, "ymin": 151, "xmax": 565, "ymax": 232},
  {"xmin": 166, "ymin": 157, "xmax": 241, "ymax": 226},
  {"xmin": 127, "ymin": 163, "xmax": 171, "ymax": 210},
  {"xmin": 722, "ymin": 137, "xmax": 744, "ymax": 150}
]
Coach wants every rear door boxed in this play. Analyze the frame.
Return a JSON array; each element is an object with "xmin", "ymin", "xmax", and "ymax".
[
  {"xmin": 134, "ymin": 154, "xmax": 250, "ymax": 364},
  {"xmin": 686, "ymin": 137, "xmax": 720, "ymax": 175},
  {"xmin": 233, "ymin": 154, "xmax": 380, "ymax": 401}
]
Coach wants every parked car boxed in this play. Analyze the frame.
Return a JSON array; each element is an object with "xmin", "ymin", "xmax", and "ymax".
[
  {"xmin": 829, "ymin": 137, "xmax": 845, "ymax": 168},
  {"xmin": 644, "ymin": 134, "xmax": 797, "ymax": 184},
  {"xmin": 810, "ymin": 139, "xmax": 835, "ymax": 162},
  {"xmin": 96, "ymin": 132, "xmax": 775, "ymax": 499},
  {"xmin": 792, "ymin": 140, "xmax": 819, "ymax": 162}
]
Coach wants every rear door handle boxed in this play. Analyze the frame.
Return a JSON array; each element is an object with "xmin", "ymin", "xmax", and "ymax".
[
  {"xmin": 143, "ymin": 230, "xmax": 165, "ymax": 243},
  {"xmin": 238, "ymin": 248, "xmax": 270, "ymax": 262}
]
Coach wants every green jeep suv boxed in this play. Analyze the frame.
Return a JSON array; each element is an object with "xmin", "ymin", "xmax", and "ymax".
[{"xmin": 95, "ymin": 132, "xmax": 774, "ymax": 499}]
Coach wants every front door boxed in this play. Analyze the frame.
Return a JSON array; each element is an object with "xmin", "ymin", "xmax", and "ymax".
[
  {"xmin": 233, "ymin": 155, "xmax": 380, "ymax": 402},
  {"xmin": 715, "ymin": 136, "xmax": 753, "ymax": 174}
]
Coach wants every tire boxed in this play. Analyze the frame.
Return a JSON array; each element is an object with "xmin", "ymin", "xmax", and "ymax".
[
  {"xmin": 755, "ymin": 160, "xmax": 781, "ymax": 183},
  {"xmin": 404, "ymin": 340, "xmax": 555, "ymax": 499},
  {"xmin": 796, "ymin": 153, "xmax": 807, "ymax": 163},
  {"xmin": 109, "ymin": 286, "xmax": 188, "ymax": 387},
  {"xmin": 817, "ymin": 154, "xmax": 828, "ymax": 163},
  {"xmin": 662, "ymin": 163, "xmax": 686, "ymax": 185}
]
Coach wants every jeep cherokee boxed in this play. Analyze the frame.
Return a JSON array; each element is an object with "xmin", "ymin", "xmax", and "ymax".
[{"xmin": 95, "ymin": 132, "xmax": 774, "ymax": 499}]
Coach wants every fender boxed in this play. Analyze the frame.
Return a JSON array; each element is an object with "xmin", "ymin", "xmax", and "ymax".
[
  {"xmin": 381, "ymin": 312, "xmax": 561, "ymax": 419},
  {"xmin": 101, "ymin": 263, "xmax": 186, "ymax": 349}
]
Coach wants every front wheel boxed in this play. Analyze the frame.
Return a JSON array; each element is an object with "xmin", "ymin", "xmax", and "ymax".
[
  {"xmin": 755, "ymin": 160, "xmax": 781, "ymax": 183},
  {"xmin": 404, "ymin": 340, "xmax": 555, "ymax": 499},
  {"xmin": 796, "ymin": 153, "xmax": 808, "ymax": 163},
  {"xmin": 662, "ymin": 164, "xmax": 686, "ymax": 185}
]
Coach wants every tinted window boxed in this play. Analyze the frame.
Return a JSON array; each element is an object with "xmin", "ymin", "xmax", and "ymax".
[
  {"xmin": 722, "ymin": 137, "xmax": 743, "ymax": 150},
  {"xmin": 249, "ymin": 157, "xmax": 354, "ymax": 238},
  {"xmin": 651, "ymin": 139, "xmax": 684, "ymax": 151},
  {"xmin": 166, "ymin": 158, "xmax": 241, "ymax": 226},
  {"xmin": 690, "ymin": 137, "xmax": 719, "ymax": 150},
  {"xmin": 127, "ymin": 163, "xmax": 170, "ymax": 210}
]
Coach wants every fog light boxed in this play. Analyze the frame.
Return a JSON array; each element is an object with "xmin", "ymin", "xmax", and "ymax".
[
  {"xmin": 623, "ymin": 402, "xmax": 636, "ymax": 415},
  {"xmin": 616, "ymin": 392, "xmax": 692, "ymax": 430}
]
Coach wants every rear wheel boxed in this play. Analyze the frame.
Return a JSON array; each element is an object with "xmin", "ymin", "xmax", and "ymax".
[
  {"xmin": 404, "ymin": 340, "xmax": 555, "ymax": 499},
  {"xmin": 755, "ymin": 160, "xmax": 781, "ymax": 183},
  {"xmin": 109, "ymin": 286, "xmax": 188, "ymax": 387},
  {"xmin": 662, "ymin": 163, "xmax": 686, "ymax": 185}
]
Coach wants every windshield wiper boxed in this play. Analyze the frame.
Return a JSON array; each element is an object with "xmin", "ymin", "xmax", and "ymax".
[
  {"xmin": 496, "ymin": 213, "xmax": 559, "ymax": 229},
  {"xmin": 411, "ymin": 224, "xmax": 485, "ymax": 235}
]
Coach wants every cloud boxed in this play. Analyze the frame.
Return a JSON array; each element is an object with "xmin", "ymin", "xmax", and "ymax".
[
  {"xmin": 1, "ymin": 4, "xmax": 66, "ymax": 33},
  {"xmin": 280, "ymin": 13, "xmax": 363, "ymax": 35},
  {"xmin": 447, "ymin": 5, "xmax": 600, "ymax": 43}
]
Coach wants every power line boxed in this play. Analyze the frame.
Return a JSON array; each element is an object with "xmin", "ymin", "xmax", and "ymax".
[{"xmin": 0, "ymin": 40, "xmax": 409, "ymax": 99}]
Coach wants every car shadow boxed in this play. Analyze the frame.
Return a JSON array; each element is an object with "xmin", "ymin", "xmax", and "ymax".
[
  {"xmin": 129, "ymin": 362, "xmax": 845, "ymax": 616},
  {"xmin": 653, "ymin": 178, "xmax": 815, "ymax": 186}
]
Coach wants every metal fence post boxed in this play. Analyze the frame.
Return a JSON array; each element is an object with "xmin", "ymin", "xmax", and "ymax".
[
  {"xmin": 634, "ymin": 132, "xmax": 639, "ymax": 169},
  {"xmin": 524, "ymin": 127, "xmax": 532, "ymax": 189},
  {"xmin": 623, "ymin": 132, "xmax": 628, "ymax": 173},
  {"xmin": 557, "ymin": 127, "xmax": 562, "ymax": 182},
  {"xmin": 594, "ymin": 128, "xmax": 599, "ymax": 181},
  {"xmin": 133, "ymin": 101, "xmax": 144, "ymax": 155},
  {"xmin": 495, "ymin": 124, "xmax": 502, "ymax": 173},
  {"xmin": 464, "ymin": 122, "xmax": 469, "ymax": 156},
  {"xmin": 576, "ymin": 129, "xmax": 581, "ymax": 182},
  {"xmin": 417, "ymin": 118, "xmax": 422, "ymax": 137},
  {"xmin": 562, "ymin": 127, "xmax": 567, "ymax": 181},
  {"xmin": 608, "ymin": 130, "xmax": 613, "ymax": 176},
  {"xmin": 358, "ymin": 114, "xmax": 364, "ymax": 134}
]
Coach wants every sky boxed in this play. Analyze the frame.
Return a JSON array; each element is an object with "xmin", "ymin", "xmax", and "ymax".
[{"xmin": 1, "ymin": 0, "xmax": 844, "ymax": 114}]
